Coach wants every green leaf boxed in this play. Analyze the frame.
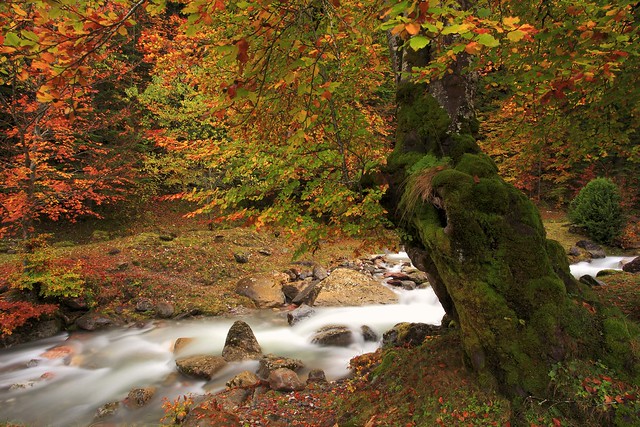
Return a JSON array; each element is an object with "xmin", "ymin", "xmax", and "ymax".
[
  {"xmin": 477, "ymin": 8, "xmax": 491, "ymax": 18},
  {"xmin": 408, "ymin": 36, "xmax": 430, "ymax": 51},
  {"xmin": 441, "ymin": 24, "xmax": 470, "ymax": 36},
  {"xmin": 388, "ymin": 1, "xmax": 410, "ymax": 18},
  {"xmin": 477, "ymin": 33, "xmax": 499, "ymax": 48},
  {"xmin": 4, "ymin": 32, "xmax": 21, "ymax": 47}
]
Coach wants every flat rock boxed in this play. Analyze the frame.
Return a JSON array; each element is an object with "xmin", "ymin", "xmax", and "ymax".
[
  {"xmin": 313, "ymin": 268, "xmax": 398, "ymax": 306},
  {"xmin": 235, "ymin": 274, "xmax": 286, "ymax": 308},
  {"xmin": 176, "ymin": 355, "xmax": 227, "ymax": 380},
  {"xmin": 311, "ymin": 325, "xmax": 354, "ymax": 347}
]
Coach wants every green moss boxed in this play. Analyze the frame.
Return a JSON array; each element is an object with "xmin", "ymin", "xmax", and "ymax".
[
  {"xmin": 447, "ymin": 133, "xmax": 481, "ymax": 162},
  {"xmin": 601, "ymin": 316, "xmax": 640, "ymax": 378},
  {"xmin": 430, "ymin": 169, "xmax": 474, "ymax": 196},
  {"xmin": 454, "ymin": 153, "xmax": 498, "ymax": 178},
  {"xmin": 393, "ymin": 83, "xmax": 451, "ymax": 160},
  {"xmin": 386, "ymin": 150, "xmax": 425, "ymax": 170},
  {"xmin": 407, "ymin": 153, "xmax": 450, "ymax": 175}
]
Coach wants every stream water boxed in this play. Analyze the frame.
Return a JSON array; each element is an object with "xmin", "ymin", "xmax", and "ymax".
[{"xmin": 0, "ymin": 254, "xmax": 629, "ymax": 426}]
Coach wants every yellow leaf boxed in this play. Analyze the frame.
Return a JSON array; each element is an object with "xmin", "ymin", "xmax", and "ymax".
[
  {"xmin": 503, "ymin": 16, "xmax": 520, "ymax": 29},
  {"xmin": 117, "ymin": 26, "xmax": 128, "ymax": 37},
  {"xmin": 506, "ymin": 30, "xmax": 525, "ymax": 42},
  {"xmin": 36, "ymin": 90, "xmax": 54, "ymax": 103}
]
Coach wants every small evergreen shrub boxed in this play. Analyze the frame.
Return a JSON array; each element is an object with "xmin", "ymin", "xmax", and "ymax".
[{"xmin": 568, "ymin": 178, "xmax": 624, "ymax": 245}]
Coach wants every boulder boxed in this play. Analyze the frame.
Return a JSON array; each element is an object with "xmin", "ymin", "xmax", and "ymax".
[
  {"xmin": 307, "ymin": 369, "xmax": 327, "ymax": 384},
  {"xmin": 622, "ymin": 256, "xmax": 640, "ymax": 273},
  {"xmin": 408, "ymin": 270, "xmax": 429, "ymax": 285},
  {"xmin": 568, "ymin": 246, "xmax": 591, "ymax": 263},
  {"xmin": 221, "ymin": 321, "xmax": 262, "ymax": 362},
  {"xmin": 155, "ymin": 302, "xmax": 175, "ymax": 318},
  {"xmin": 287, "ymin": 304, "xmax": 315, "ymax": 326},
  {"xmin": 0, "ymin": 317, "xmax": 63, "ymax": 348},
  {"xmin": 135, "ymin": 298, "xmax": 154, "ymax": 312},
  {"xmin": 75, "ymin": 312, "xmax": 113, "ymax": 331},
  {"xmin": 313, "ymin": 268, "xmax": 398, "ymax": 306},
  {"xmin": 61, "ymin": 296, "xmax": 89, "ymax": 311},
  {"xmin": 576, "ymin": 240, "xmax": 606, "ymax": 259},
  {"xmin": 233, "ymin": 253, "xmax": 249, "ymax": 263},
  {"xmin": 361, "ymin": 325, "xmax": 379, "ymax": 342},
  {"xmin": 382, "ymin": 322, "xmax": 441, "ymax": 348},
  {"xmin": 267, "ymin": 368, "xmax": 305, "ymax": 392},
  {"xmin": 235, "ymin": 275, "xmax": 286, "ymax": 308},
  {"xmin": 282, "ymin": 282, "xmax": 303, "ymax": 302},
  {"xmin": 94, "ymin": 401, "xmax": 121, "ymax": 420},
  {"xmin": 311, "ymin": 325, "xmax": 354, "ymax": 347},
  {"xmin": 126, "ymin": 387, "xmax": 156, "ymax": 408},
  {"xmin": 312, "ymin": 265, "xmax": 329, "ymax": 281},
  {"xmin": 291, "ymin": 281, "xmax": 322, "ymax": 305},
  {"xmin": 257, "ymin": 354, "xmax": 304, "ymax": 378},
  {"xmin": 176, "ymin": 355, "xmax": 227, "ymax": 380},
  {"xmin": 226, "ymin": 371, "xmax": 261, "ymax": 389}
]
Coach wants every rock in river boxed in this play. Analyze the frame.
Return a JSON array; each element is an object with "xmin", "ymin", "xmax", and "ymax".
[{"xmin": 221, "ymin": 320, "xmax": 262, "ymax": 362}]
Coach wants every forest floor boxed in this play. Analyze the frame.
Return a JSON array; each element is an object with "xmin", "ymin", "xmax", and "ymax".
[{"xmin": 0, "ymin": 201, "xmax": 639, "ymax": 426}]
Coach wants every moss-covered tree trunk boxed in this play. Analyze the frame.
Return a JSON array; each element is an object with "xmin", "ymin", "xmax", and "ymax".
[{"xmin": 384, "ymin": 76, "xmax": 639, "ymax": 397}]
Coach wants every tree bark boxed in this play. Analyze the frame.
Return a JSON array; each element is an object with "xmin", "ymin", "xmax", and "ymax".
[{"xmin": 383, "ymin": 39, "xmax": 639, "ymax": 398}]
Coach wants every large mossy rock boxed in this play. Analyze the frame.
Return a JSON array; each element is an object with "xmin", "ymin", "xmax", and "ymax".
[{"xmin": 385, "ymin": 84, "xmax": 640, "ymax": 397}]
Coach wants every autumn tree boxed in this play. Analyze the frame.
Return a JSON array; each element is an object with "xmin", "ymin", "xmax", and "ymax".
[
  {"xmin": 477, "ymin": 0, "xmax": 640, "ymax": 204},
  {"xmin": 0, "ymin": 0, "xmax": 147, "ymax": 239},
  {"xmin": 135, "ymin": 0, "xmax": 395, "ymax": 251}
]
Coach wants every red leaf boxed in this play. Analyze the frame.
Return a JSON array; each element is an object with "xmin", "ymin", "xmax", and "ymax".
[{"xmin": 236, "ymin": 38, "xmax": 249, "ymax": 64}]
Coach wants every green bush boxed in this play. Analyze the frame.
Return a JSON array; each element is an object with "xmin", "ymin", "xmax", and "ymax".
[{"xmin": 568, "ymin": 178, "xmax": 624, "ymax": 245}]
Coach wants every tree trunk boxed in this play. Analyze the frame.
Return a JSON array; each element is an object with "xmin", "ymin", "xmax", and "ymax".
[{"xmin": 383, "ymin": 48, "xmax": 639, "ymax": 398}]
